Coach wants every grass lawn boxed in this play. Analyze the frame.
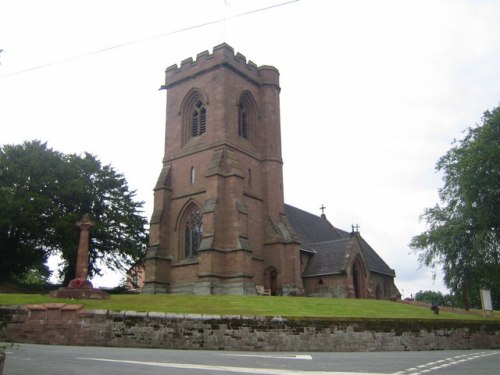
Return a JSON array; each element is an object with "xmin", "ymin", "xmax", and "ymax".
[{"xmin": 0, "ymin": 293, "xmax": 498, "ymax": 320}]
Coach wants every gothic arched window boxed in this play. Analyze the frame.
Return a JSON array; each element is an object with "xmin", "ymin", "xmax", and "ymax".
[
  {"xmin": 238, "ymin": 104, "xmax": 249, "ymax": 139},
  {"xmin": 237, "ymin": 91, "xmax": 257, "ymax": 141},
  {"xmin": 180, "ymin": 89, "xmax": 208, "ymax": 145},
  {"xmin": 184, "ymin": 206, "xmax": 203, "ymax": 258},
  {"xmin": 191, "ymin": 100, "xmax": 207, "ymax": 137},
  {"xmin": 190, "ymin": 166, "xmax": 195, "ymax": 184}
]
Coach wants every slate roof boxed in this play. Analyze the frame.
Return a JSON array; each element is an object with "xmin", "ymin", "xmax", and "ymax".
[
  {"xmin": 284, "ymin": 204, "xmax": 395, "ymax": 277},
  {"xmin": 300, "ymin": 238, "xmax": 353, "ymax": 277},
  {"xmin": 283, "ymin": 205, "xmax": 348, "ymax": 250}
]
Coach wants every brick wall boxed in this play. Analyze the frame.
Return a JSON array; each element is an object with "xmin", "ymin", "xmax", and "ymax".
[{"xmin": 1, "ymin": 304, "xmax": 499, "ymax": 351}]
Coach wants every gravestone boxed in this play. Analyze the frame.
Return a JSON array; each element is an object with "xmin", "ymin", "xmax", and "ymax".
[{"xmin": 50, "ymin": 215, "xmax": 109, "ymax": 299}]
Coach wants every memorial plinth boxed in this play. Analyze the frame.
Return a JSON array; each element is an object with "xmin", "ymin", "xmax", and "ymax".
[{"xmin": 51, "ymin": 214, "xmax": 109, "ymax": 299}]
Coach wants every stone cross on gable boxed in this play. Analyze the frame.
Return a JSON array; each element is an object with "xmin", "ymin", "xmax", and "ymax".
[{"xmin": 320, "ymin": 204, "xmax": 326, "ymax": 216}]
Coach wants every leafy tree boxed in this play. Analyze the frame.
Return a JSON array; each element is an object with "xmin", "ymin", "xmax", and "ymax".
[
  {"xmin": 0, "ymin": 141, "xmax": 148, "ymax": 284},
  {"xmin": 414, "ymin": 290, "xmax": 455, "ymax": 307},
  {"xmin": 410, "ymin": 105, "xmax": 500, "ymax": 310}
]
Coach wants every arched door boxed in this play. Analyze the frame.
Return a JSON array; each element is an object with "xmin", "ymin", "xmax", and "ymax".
[
  {"xmin": 375, "ymin": 284, "xmax": 382, "ymax": 299},
  {"xmin": 352, "ymin": 256, "xmax": 367, "ymax": 299},
  {"xmin": 264, "ymin": 267, "xmax": 279, "ymax": 296},
  {"xmin": 270, "ymin": 270, "xmax": 278, "ymax": 296}
]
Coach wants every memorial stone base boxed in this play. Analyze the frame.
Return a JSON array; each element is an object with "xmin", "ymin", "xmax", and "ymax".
[{"xmin": 50, "ymin": 278, "xmax": 109, "ymax": 299}]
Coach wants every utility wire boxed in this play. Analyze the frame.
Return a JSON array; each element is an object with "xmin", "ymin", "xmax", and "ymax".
[{"xmin": 0, "ymin": 0, "xmax": 299, "ymax": 79}]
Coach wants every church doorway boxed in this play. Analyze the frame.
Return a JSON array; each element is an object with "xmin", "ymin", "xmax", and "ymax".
[
  {"xmin": 270, "ymin": 270, "xmax": 278, "ymax": 295},
  {"xmin": 264, "ymin": 267, "xmax": 278, "ymax": 296},
  {"xmin": 352, "ymin": 256, "xmax": 367, "ymax": 298},
  {"xmin": 375, "ymin": 284, "xmax": 382, "ymax": 300}
]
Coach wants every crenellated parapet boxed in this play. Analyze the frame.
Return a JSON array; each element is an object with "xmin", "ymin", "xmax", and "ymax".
[{"xmin": 163, "ymin": 43, "xmax": 279, "ymax": 89}]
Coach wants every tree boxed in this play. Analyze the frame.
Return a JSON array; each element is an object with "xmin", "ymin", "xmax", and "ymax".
[
  {"xmin": 410, "ymin": 105, "xmax": 500, "ymax": 310},
  {"xmin": 0, "ymin": 141, "xmax": 148, "ymax": 284},
  {"xmin": 414, "ymin": 290, "xmax": 456, "ymax": 307}
]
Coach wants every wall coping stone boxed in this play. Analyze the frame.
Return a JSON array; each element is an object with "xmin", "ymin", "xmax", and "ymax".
[
  {"xmin": 165, "ymin": 313, "xmax": 186, "ymax": 319},
  {"xmin": 184, "ymin": 313, "xmax": 202, "ymax": 319},
  {"xmin": 147, "ymin": 312, "xmax": 166, "ymax": 319},
  {"xmin": 124, "ymin": 311, "xmax": 148, "ymax": 317},
  {"xmin": 107, "ymin": 310, "xmax": 125, "ymax": 317},
  {"xmin": 199, "ymin": 314, "xmax": 221, "ymax": 320},
  {"xmin": 25, "ymin": 304, "xmax": 47, "ymax": 311},
  {"xmin": 221, "ymin": 315, "xmax": 241, "ymax": 320},
  {"xmin": 82, "ymin": 309, "xmax": 107, "ymax": 316}
]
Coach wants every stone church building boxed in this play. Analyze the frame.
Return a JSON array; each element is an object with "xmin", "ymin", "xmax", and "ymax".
[{"xmin": 143, "ymin": 43, "xmax": 400, "ymax": 299}]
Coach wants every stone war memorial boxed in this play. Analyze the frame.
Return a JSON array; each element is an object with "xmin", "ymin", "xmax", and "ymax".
[
  {"xmin": 143, "ymin": 43, "xmax": 400, "ymax": 300},
  {"xmin": 50, "ymin": 214, "xmax": 108, "ymax": 299}
]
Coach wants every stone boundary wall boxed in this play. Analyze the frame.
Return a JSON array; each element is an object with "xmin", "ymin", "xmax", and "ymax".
[{"xmin": 1, "ymin": 304, "xmax": 499, "ymax": 352}]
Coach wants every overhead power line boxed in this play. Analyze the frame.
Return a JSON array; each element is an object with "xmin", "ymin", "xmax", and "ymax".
[{"xmin": 0, "ymin": 0, "xmax": 299, "ymax": 79}]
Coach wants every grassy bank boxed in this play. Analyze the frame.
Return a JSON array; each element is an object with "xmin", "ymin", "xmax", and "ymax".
[{"xmin": 0, "ymin": 293, "xmax": 498, "ymax": 320}]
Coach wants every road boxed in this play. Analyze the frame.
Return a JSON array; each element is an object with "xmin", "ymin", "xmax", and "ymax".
[{"xmin": 3, "ymin": 344, "xmax": 500, "ymax": 375}]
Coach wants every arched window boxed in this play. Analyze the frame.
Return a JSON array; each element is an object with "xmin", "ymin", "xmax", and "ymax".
[
  {"xmin": 237, "ymin": 91, "xmax": 257, "ymax": 141},
  {"xmin": 184, "ymin": 206, "xmax": 203, "ymax": 258},
  {"xmin": 238, "ymin": 104, "xmax": 249, "ymax": 139},
  {"xmin": 191, "ymin": 100, "xmax": 207, "ymax": 137},
  {"xmin": 190, "ymin": 166, "xmax": 195, "ymax": 184},
  {"xmin": 180, "ymin": 89, "xmax": 209, "ymax": 145}
]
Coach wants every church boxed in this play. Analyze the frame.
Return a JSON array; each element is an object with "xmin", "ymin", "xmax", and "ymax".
[{"xmin": 143, "ymin": 43, "xmax": 400, "ymax": 300}]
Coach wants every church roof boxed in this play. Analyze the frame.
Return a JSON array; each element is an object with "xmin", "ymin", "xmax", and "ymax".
[
  {"xmin": 283, "ymin": 205, "xmax": 348, "ymax": 251},
  {"xmin": 301, "ymin": 238, "xmax": 353, "ymax": 277},
  {"xmin": 284, "ymin": 204, "xmax": 395, "ymax": 277},
  {"xmin": 356, "ymin": 235, "xmax": 396, "ymax": 276}
]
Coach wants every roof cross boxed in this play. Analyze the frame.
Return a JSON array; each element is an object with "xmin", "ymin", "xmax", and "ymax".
[{"xmin": 320, "ymin": 204, "xmax": 326, "ymax": 216}]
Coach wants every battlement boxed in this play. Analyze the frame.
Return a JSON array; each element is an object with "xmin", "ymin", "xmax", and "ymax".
[{"xmin": 164, "ymin": 43, "xmax": 279, "ymax": 88}]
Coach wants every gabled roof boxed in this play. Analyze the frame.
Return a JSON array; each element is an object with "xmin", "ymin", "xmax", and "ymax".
[
  {"xmin": 356, "ymin": 235, "xmax": 395, "ymax": 276},
  {"xmin": 301, "ymin": 238, "xmax": 353, "ymax": 277},
  {"xmin": 284, "ymin": 204, "xmax": 395, "ymax": 277},
  {"xmin": 284, "ymin": 205, "xmax": 348, "ymax": 251}
]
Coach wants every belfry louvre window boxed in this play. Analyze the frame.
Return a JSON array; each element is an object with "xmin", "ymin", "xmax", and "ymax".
[
  {"xmin": 191, "ymin": 100, "xmax": 207, "ymax": 137},
  {"xmin": 184, "ymin": 206, "xmax": 203, "ymax": 258}
]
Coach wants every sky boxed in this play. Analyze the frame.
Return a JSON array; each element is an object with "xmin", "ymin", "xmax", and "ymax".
[{"xmin": 1, "ymin": 0, "xmax": 500, "ymax": 297}]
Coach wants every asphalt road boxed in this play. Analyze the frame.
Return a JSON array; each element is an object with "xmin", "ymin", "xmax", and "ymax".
[{"xmin": 3, "ymin": 344, "xmax": 500, "ymax": 375}]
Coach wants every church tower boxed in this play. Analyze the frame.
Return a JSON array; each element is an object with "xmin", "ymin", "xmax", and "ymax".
[{"xmin": 143, "ymin": 44, "xmax": 302, "ymax": 295}]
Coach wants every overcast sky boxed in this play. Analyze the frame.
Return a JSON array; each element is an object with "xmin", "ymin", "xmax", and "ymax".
[{"xmin": 2, "ymin": 0, "xmax": 500, "ymax": 297}]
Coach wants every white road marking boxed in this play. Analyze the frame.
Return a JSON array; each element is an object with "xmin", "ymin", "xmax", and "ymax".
[
  {"xmin": 219, "ymin": 354, "xmax": 313, "ymax": 360},
  {"xmin": 78, "ymin": 357, "xmax": 387, "ymax": 375},
  {"xmin": 397, "ymin": 350, "xmax": 500, "ymax": 374}
]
